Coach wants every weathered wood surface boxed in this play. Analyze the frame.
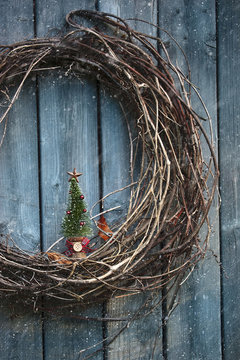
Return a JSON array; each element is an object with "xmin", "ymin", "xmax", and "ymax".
[
  {"xmin": 158, "ymin": 1, "xmax": 221, "ymax": 359},
  {"xmin": 0, "ymin": 0, "xmax": 238, "ymax": 359},
  {"xmin": 98, "ymin": 2, "xmax": 163, "ymax": 359},
  {"xmin": 218, "ymin": 1, "xmax": 240, "ymax": 359},
  {"xmin": 35, "ymin": 1, "xmax": 103, "ymax": 359},
  {"xmin": 0, "ymin": 2, "xmax": 43, "ymax": 359}
]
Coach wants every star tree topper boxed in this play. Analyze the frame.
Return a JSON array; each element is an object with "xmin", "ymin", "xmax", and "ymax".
[{"xmin": 67, "ymin": 168, "xmax": 82, "ymax": 183}]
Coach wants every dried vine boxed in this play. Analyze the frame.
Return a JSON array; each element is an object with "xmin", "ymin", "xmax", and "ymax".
[{"xmin": 0, "ymin": 10, "xmax": 218, "ymax": 312}]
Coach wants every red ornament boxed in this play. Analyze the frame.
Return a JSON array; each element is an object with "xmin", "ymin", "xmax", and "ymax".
[
  {"xmin": 81, "ymin": 237, "xmax": 94, "ymax": 253},
  {"xmin": 66, "ymin": 211, "xmax": 71, "ymax": 214},
  {"xmin": 80, "ymin": 195, "xmax": 84, "ymax": 200},
  {"xmin": 63, "ymin": 249, "xmax": 73, "ymax": 257},
  {"xmin": 80, "ymin": 221, "xmax": 85, "ymax": 226},
  {"xmin": 83, "ymin": 208, "xmax": 87, "ymax": 213},
  {"xmin": 66, "ymin": 240, "xmax": 74, "ymax": 250}
]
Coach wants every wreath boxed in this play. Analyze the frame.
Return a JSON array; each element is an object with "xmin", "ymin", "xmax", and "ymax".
[{"xmin": 0, "ymin": 10, "xmax": 218, "ymax": 313}]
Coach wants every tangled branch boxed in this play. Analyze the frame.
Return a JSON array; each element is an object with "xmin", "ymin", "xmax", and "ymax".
[{"xmin": 0, "ymin": 10, "xmax": 218, "ymax": 311}]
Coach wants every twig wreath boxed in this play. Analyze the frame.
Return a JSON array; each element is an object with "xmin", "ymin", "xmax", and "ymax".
[{"xmin": 0, "ymin": 10, "xmax": 218, "ymax": 312}]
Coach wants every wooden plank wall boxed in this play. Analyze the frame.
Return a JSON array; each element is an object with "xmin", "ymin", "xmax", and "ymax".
[
  {"xmin": 0, "ymin": 0, "xmax": 239, "ymax": 359},
  {"xmin": 0, "ymin": 2, "xmax": 43, "ymax": 359},
  {"xmin": 98, "ymin": 2, "xmax": 163, "ymax": 360},
  {"xmin": 35, "ymin": 2, "xmax": 103, "ymax": 359},
  {"xmin": 218, "ymin": 0, "xmax": 240, "ymax": 359},
  {"xmin": 159, "ymin": 1, "xmax": 221, "ymax": 359}
]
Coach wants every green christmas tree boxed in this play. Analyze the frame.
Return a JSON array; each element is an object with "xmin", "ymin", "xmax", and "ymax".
[{"xmin": 62, "ymin": 168, "xmax": 92, "ymax": 238}]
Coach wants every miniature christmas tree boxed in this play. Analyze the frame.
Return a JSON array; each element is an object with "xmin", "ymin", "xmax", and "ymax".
[{"xmin": 62, "ymin": 169, "xmax": 92, "ymax": 258}]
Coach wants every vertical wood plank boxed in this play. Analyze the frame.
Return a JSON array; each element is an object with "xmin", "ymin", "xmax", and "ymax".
[
  {"xmin": 0, "ymin": 1, "xmax": 43, "ymax": 359},
  {"xmin": 98, "ymin": 1, "xmax": 163, "ymax": 359},
  {"xmin": 35, "ymin": 1, "xmax": 103, "ymax": 359},
  {"xmin": 158, "ymin": 1, "xmax": 221, "ymax": 359},
  {"xmin": 218, "ymin": 1, "xmax": 240, "ymax": 358}
]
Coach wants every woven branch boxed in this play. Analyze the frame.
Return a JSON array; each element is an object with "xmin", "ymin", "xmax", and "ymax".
[{"xmin": 0, "ymin": 10, "xmax": 218, "ymax": 310}]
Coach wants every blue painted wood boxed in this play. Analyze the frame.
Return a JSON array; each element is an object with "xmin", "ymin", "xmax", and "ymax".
[
  {"xmin": 98, "ymin": 1, "xmax": 163, "ymax": 359},
  {"xmin": 0, "ymin": 1, "xmax": 43, "ymax": 359},
  {"xmin": 35, "ymin": 1, "xmax": 104, "ymax": 359},
  {"xmin": 218, "ymin": 1, "xmax": 240, "ymax": 358},
  {"xmin": 0, "ymin": 1, "xmax": 236, "ymax": 359},
  {"xmin": 158, "ymin": 1, "xmax": 221, "ymax": 359}
]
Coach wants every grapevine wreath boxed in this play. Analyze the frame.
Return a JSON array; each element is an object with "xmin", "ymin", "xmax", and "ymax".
[{"xmin": 0, "ymin": 10, "xmax": 218, "ymax": 313}]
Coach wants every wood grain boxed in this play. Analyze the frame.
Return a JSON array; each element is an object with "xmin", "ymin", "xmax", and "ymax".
[
  {"xmin": 98, "ymin": 1, "xmax": 163, "ymax": 359},
  {"xmin": 218, "ymin": 1, "xmax": 240, "ymax": 358},
  {"xmin": 35, "ymin": 1, "xmax": 103, "ymax": 359},
  {"xmin": 158, "ymin": 1, "xmax": 221, "ymax": 359},
  {"xmin": 0, "ymin": 1, "xmax": 43, "ymax": 359},
  {"xmin": 0, "ymin": 1, "xmax": 234, "ymax": 359}
]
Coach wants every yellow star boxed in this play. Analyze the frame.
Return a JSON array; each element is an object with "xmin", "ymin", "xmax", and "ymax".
[{"xmin": 67, "ymin": 168, "xmax": 83, "ymax": 182}]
